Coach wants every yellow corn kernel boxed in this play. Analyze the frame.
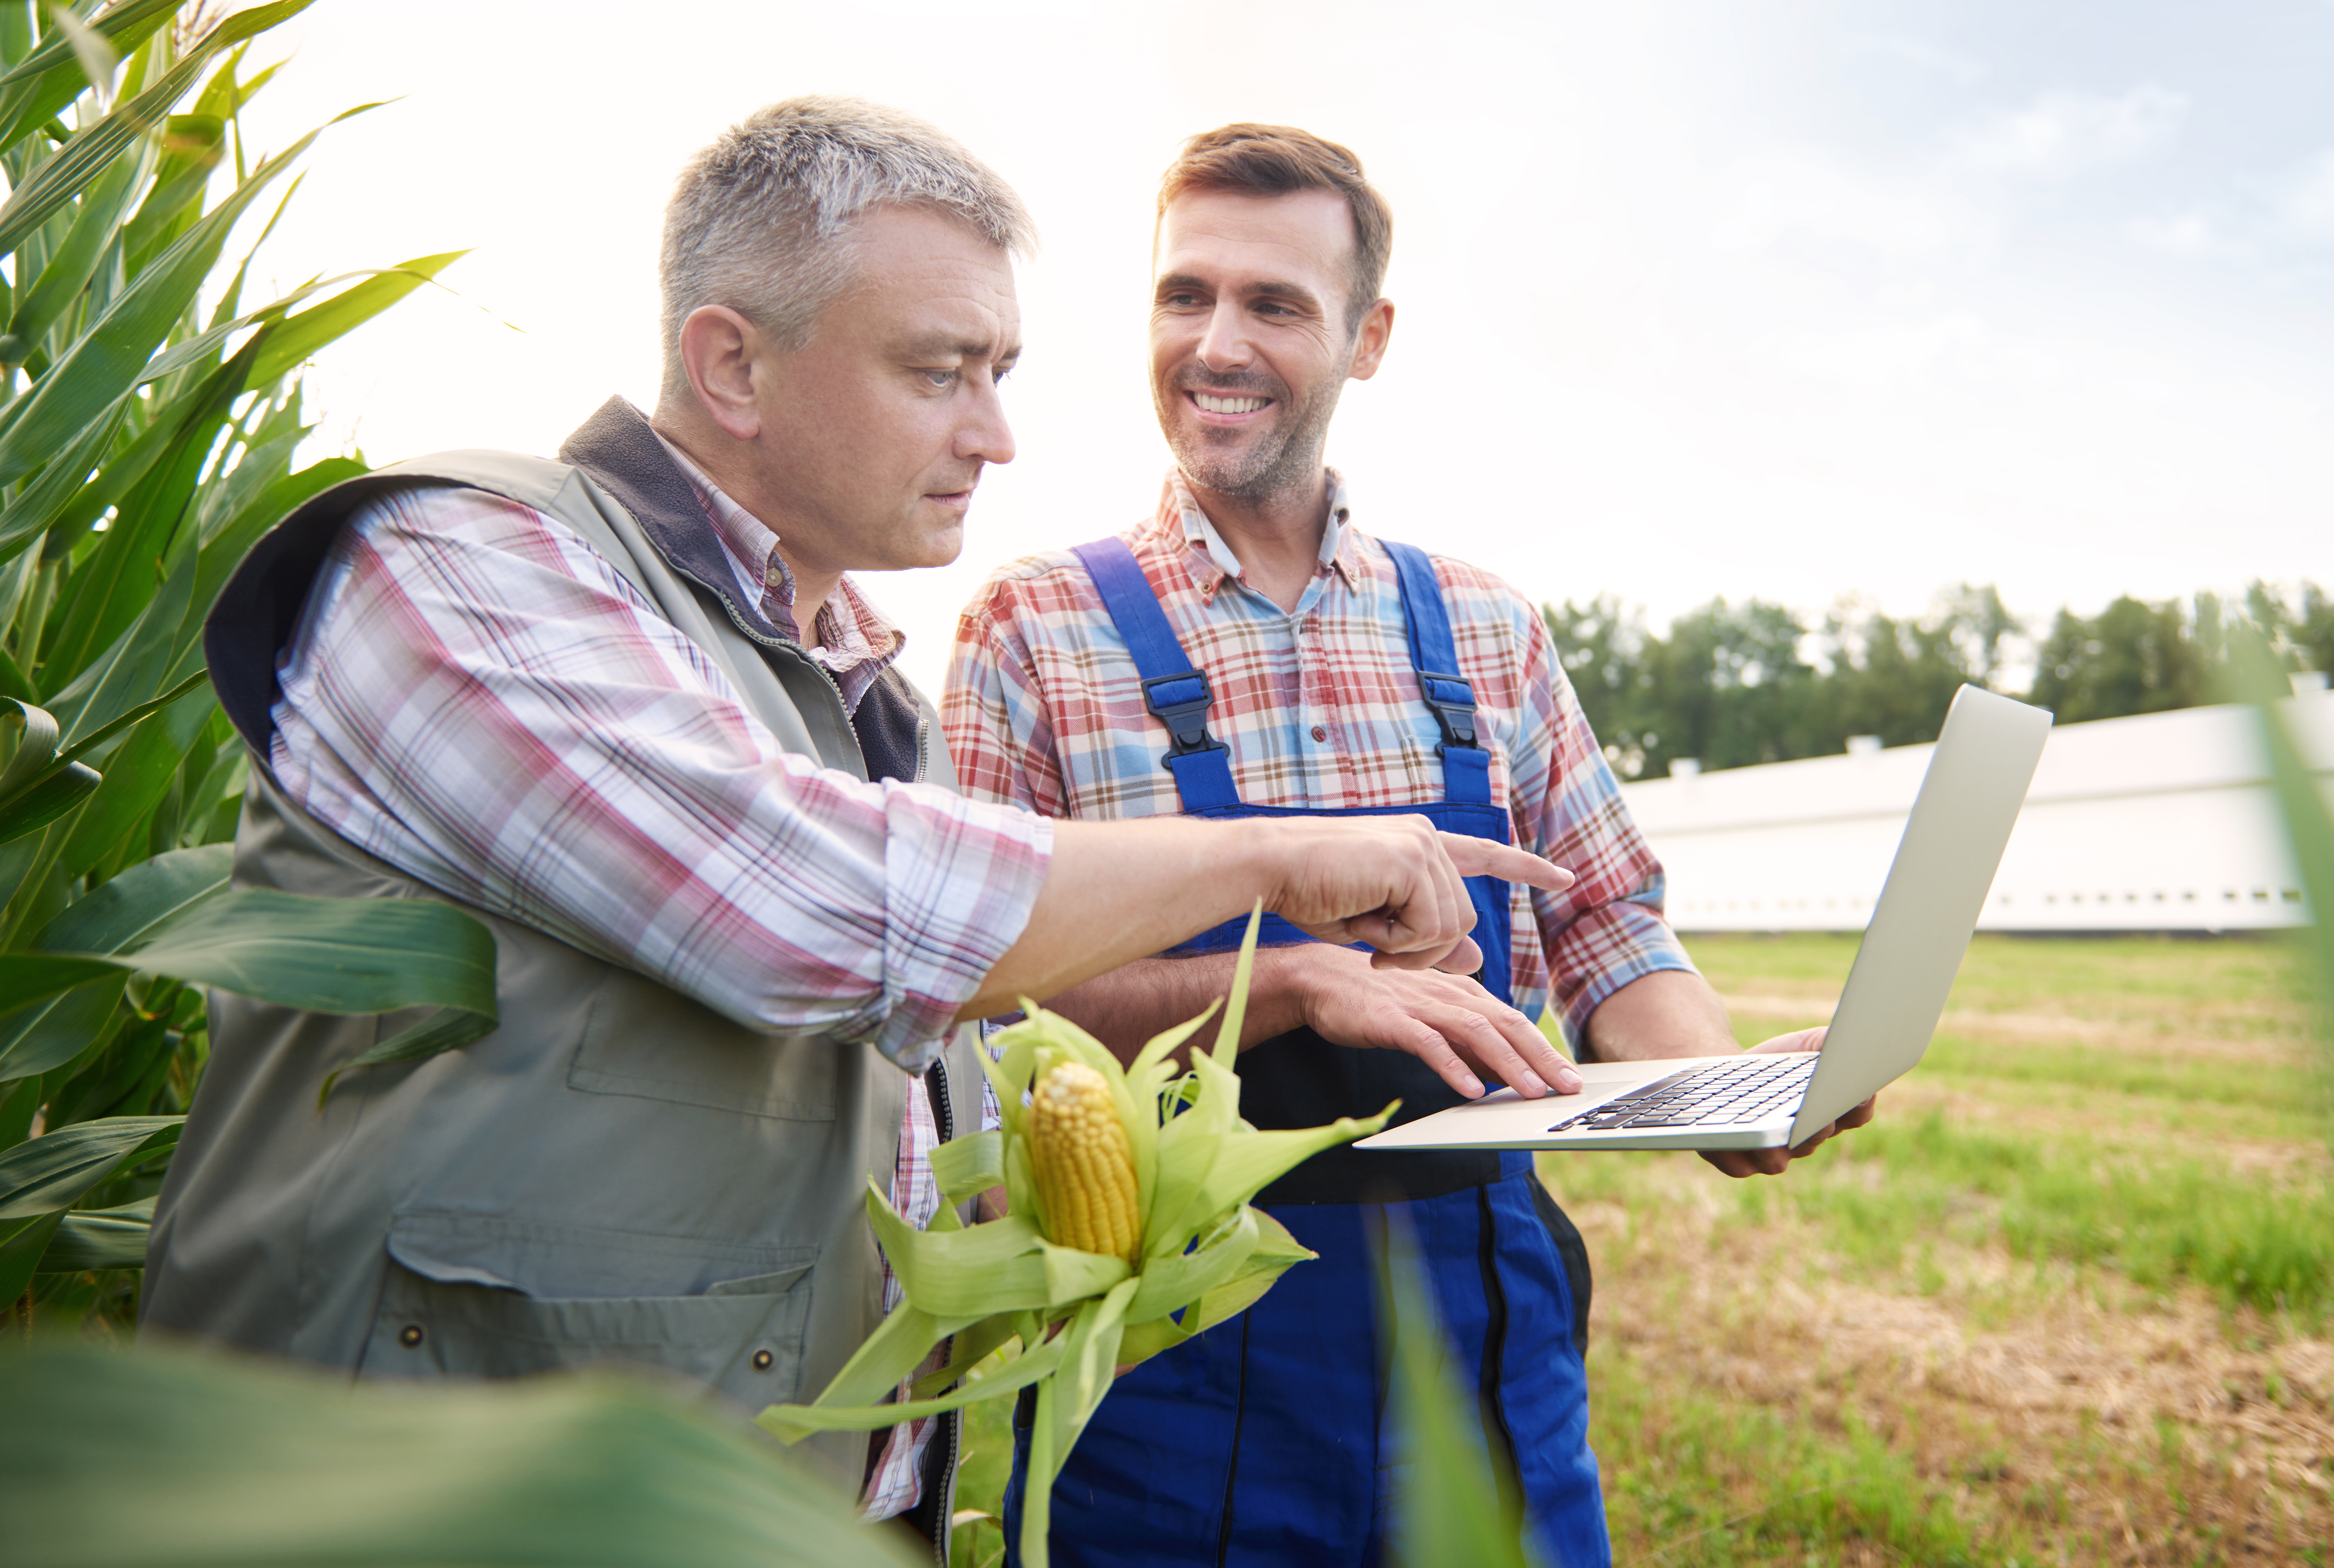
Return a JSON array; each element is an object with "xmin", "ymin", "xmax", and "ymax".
[{"xmin": 1027, "ymin": 1061, "xmax": 1140, "ymax": 1262}]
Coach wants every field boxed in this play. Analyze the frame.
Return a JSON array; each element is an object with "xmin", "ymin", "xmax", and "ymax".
[{"xmin": 950, "ymin": 935, "xmax": 2333, "ymax": 1566}]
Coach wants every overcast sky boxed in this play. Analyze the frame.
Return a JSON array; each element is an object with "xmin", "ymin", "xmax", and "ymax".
[{"xmin": 233, "ymin": 0, "xmax": 2334, "ymax": 695}]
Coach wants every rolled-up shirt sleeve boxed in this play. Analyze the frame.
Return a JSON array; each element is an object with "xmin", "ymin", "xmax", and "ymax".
[
  {"xmin": 1508, "ymin": 611, "xmax": 1696, "ymax": 1047},
  {"xmin": 268, "ymin": 486, "xmax": 1052, "ymax": 1074}
]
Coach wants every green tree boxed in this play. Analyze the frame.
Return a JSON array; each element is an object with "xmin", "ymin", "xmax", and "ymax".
[{"xmin": 2028, "ymin": 594, "xmax": 2212, "ymax": 723}]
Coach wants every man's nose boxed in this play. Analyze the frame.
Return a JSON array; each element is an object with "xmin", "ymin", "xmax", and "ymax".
[
  {"xmin": 1195, "ymin": 299, "xmax": 1253, "ymax": 375},
  {"xmin": 959, "ymin": 381, "xmax": 1016, "ymax": 467}
]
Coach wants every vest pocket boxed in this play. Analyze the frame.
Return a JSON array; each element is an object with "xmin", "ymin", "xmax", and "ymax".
[
  {"xmin": 358, "ymin": 1213, "xmax": 816, "ymax": 1404},
  {"xmin": 566, "ymin": 967, "xmax": 838, "ymax": 1121}
]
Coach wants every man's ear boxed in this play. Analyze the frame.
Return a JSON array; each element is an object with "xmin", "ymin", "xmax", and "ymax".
[
  {"xmin": 1347, "ymin": 298, "xmax": 1396, "ymax": 382},
  {"xmin": 678, "ymin": 304, "xmax": 765, "ymax": 441}
]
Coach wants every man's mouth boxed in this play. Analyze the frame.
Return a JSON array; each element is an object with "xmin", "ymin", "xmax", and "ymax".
[{"xmin": 1188, "ymin": 391, "xmax": 1273, "ymax": 417}]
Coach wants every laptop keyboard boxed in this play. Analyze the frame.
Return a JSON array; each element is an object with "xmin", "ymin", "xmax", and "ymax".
[{"xmin": 1548, "ymin": 1053, "xmax": 1821, "ymax": 1133}]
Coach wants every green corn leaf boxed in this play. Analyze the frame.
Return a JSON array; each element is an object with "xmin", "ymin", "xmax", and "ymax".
[
  {"xmin": 0, "ymin": 114, "xmax": 320, "ymax": 488},
  {"xmin": 909, "ymin": 1311, "xmax": 1023, "ymax": 1399},
  {"xmin": 314, "ymin": 1001, "xmax": 501, "ymax": 1109},
  {"xmin": 42, "ymin": 532, "xmax": 194, "ymax": 745},
  {"xmin": 0, "ymin": 844, "xmax": 230, "ymax": 1084},
  {"xmin": 0, "ymin": 888, "xmax": 497, "ymax": 1093},
  {"xmin": 0, "ymin": 759, "xmax": 98, "ymax": 845},
  {"xmin": 1384, "ymin": 1218, "xmax": 1531, "ymax": 1568},
  {"xmin": 0, "ymin": 1112, "xmax": 178, "ymax": 1220},
  {"xmin": 190, "ymin": 454, "xmax": 365, "ymax": 626},
  {"xmin": 784, "ymin": 1299, "xmax": 975, "ymax": 1418},
  {"xmin": 1123, "ymin": 1205, "xmax": 1261, "ymax": 1325},
  {"xmin": 0, "ymin": 40, "xmax": 214, "ymax": 261},
  {"xmin": 3, "ymin": 136, "xmax": 147, "ymax": 356},
  {"xmin": 1180, "ymin": 1108, "xmax": 1396, "ymax": 1233},
  {"xmin": 0, "ymin": 693, "xmax": 63, "ymax": 800},
  {"xmin": 0, "ymin": 0, "xmax": 175, "ymax": 88},
  {"xmin": 36, "ymin": 1193, "xmax": 150, "ymax": 1272},
  {"xmin": 36, "ymin": 334, "xmax": 268, "ymax": 685},
  {"xmin": 118, "ymin": 887, "xmax": 497, "ymax": 1018},
  {"xmin": 0, "ymin": 1340, "xmax": 919, "ymax": 1568},
  {"xmin": 0, "ymin": 0, "xmax": 179, "ymax": 148},
  {"xmin": 1017, "ymin": 1280, "xmax": 1141, "ymax": 1568},
  {"xmin": 0, "ymin": 976, "xmax": 121, "ymax": 1086},
  {"xmin": 120, "ymin": 113, "xmax": 226, "ymax": 269},
  {"xmin": 931, "ymin": 1125, "xmax": 1003, "ymax": 1203},
  {"xmin": 0, "ymin": 952, "xmax": 122, "ymax": 1014},
  {"xmin": 0, "ymin": 1208, "xmax": 64, "ymax": 1302},
  {"xmin": 757, "ymin": 1324, "xmax": 1069, "ymax": 1445},
  {"xmin": 243, "ymin": 249, "xmax": 469, "ymax": 386},
  {"xmin": 0, "ymin": 388, "xmax": 129, "ymax": 568},
  {"xmin": 38, "ymin": 843, "xmax": 233, "ymax": 953},
  {"xmin": 58, "ymin": 675, "xmax": 214, "ymax": 875},
  {"xmin": 41, "ymin": 3, "xmax": 118, "ymax": 110},
  {"xmin": 866, "ymin": 1189, "xmax": 1116, "ymax": 1319}
]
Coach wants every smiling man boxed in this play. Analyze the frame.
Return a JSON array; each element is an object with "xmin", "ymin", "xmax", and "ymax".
[
  {"xmin": 143, "ymin": 100, "xmax": 1576, "ymax": 1555},
  {"xmin": 945, "ymin": 124, "xmax": 1872, "ymax": 1567}
]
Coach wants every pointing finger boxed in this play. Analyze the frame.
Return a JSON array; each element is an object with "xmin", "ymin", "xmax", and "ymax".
[{"xmin": 1435, "ymin": 835, "xmax": 1576, "ymax": 893}]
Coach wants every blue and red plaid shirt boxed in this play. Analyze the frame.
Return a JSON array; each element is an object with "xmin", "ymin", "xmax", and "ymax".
[{"xmin": 943, "ymin": 469, "xmax": 1693, "ymax": 1042}]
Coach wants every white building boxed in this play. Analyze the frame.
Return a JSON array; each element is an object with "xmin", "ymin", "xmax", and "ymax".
[{"xmin": 1621, "ymin": 688, "xmax": 2334, "ymax": 934}]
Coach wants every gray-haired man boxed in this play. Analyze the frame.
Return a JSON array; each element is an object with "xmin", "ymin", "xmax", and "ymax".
[{"xmin": 143, "ymin": 97, "xmax": 1570, "ymax": 1546}]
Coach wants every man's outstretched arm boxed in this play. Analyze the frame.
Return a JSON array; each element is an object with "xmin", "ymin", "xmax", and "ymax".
[{"xmin": 954, "ymin": 816, "xmax": 1574, "ymax": 1022}]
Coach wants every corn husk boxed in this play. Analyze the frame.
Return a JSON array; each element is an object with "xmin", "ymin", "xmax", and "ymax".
[{"xmin": 755, "ymin": 908, "xmax": 1396, "ymax": 1567}]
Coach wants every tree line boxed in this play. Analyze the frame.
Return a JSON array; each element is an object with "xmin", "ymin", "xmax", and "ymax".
[{"xmin": 1544, "ymin": 582, "xmax": 2334, "ymax": 781}]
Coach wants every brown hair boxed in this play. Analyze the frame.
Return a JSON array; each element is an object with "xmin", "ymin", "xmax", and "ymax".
[{"xmin": 1157, "ymin": 123, "xmax": 1392, "ymax": 330}]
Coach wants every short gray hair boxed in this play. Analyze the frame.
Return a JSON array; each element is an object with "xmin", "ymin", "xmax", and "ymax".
[{"xmin": 658, "ymin": 96, "xmax": 1036, "ymax": 394}]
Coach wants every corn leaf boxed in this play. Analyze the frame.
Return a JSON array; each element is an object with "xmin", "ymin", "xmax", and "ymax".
[
  {"xmin": 0, "ymin": 116, "xmax": 318, "ymax": 487},
  {"xmin": 243, "ymin": 249, "xmax": 468, "ymax": 385},
  {"xmin": 931, "ymin": 1125, "xmax": 1003, "ymax": 1203},
  {"xmin": 758, "ymin": 1325, "xmax": 1070, "ymax": 1445},
  {"xmin": 0, "ymin": 1111, "xmax": 177, "ymax": 1220},
  {"xmin": 36, "ymin": 1193, "xmax": 150, "ymax": 1271},
  {"xmin": 0, "ymin": 1341, "xmax": 919, "ymax": 1568}
]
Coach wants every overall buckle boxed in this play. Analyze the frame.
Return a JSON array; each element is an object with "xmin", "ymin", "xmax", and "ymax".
[
  {"xmin": 1142, "ymin": 669, "xmax": 1224, "ymax": 758},
  {"xmin": 1418, "ymin": 671, "xmax": 1480, "ymax": 751}
]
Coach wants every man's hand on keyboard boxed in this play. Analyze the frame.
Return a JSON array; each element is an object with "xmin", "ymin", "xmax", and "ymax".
[{"xmin": 1700, "ymin": 1026, "xmax": 1878, "ymax": 1178}]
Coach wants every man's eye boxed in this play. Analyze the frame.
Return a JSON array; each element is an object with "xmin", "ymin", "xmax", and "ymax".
[{"xmin": 922, "ymin": 369, "xmax": 959, "ymax": 388}]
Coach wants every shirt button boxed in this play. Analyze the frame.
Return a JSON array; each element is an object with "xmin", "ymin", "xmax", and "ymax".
[
  {"xmin": 1311, "ymin": 725, "xmax": 1328, "ymax": 743},
  {"xmin": 752, "ymin": 1348, "xmax": 775, "ymax": 1371},
  {"xmin": 398, "ymin": 1324, "xmax": 424, "ymax": 1348}
]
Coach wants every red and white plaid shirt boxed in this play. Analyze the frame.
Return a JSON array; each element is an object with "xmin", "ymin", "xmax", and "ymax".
[
  {"xmin": 944, "ymin": 470, "xmax": 1692, "ymax": 1041},
  {"xmin": 268, "ymin": 441, "xmax": 1041, "ymax": 1518}
]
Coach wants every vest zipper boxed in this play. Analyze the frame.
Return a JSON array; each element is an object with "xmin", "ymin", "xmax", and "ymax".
[{"xmin": 666, "ymin": 564, "xmax": 869, "ymax": 778}]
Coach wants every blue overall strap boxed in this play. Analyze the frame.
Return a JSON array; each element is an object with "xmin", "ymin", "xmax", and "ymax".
[
  {"xmin": 1069, "ymin": 538, "xmax": 1242, "ymax": 811},
  {"xmin": 1380, "ymin": 538, "xmax": 1493, "ymax": 806}
]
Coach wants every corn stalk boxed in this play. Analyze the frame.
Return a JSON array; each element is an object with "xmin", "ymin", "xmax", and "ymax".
[{"xmin": 0, "ymin": 0, "xmax": 494, "ymax": 1333}]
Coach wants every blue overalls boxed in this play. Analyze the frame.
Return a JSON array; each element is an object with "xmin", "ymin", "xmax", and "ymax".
[{"xmin": 1001, "ymin": 536, "xmax": 1611, "ymax": 1568}]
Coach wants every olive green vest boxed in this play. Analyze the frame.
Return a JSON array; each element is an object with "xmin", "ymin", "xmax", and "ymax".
[{"xmin": 145, "ymin": 401, "xmax": 987, "ymax": 1518}]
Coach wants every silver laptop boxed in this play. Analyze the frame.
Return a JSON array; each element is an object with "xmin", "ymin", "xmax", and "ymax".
[{"xmin": 1357, "ymin": 684, "xmax": 2052, "ymax": 1156}]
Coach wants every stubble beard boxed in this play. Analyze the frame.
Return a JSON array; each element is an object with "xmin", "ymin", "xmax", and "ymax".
[{"xmin": 1157, "ymin": 361, "xmax": 1351, "ymax": 512}]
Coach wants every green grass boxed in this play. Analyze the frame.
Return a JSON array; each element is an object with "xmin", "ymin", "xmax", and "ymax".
[{"xmin": 1591, "ymin": 1357, "xmax": 2004, "ymax": 1566}]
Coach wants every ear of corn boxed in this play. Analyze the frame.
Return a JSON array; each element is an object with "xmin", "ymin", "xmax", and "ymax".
[
  {"xmin": 1028, "ymin": 1061, "xmax": 1140, "ymax": 1262},
  {"xmin": 756, "ymin": 907, "xmax": 1395, "ymax": 1568}
]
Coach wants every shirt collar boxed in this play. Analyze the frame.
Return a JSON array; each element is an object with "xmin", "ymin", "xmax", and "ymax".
[
  {"xmin": 650, "ymin": 430, "xmax": 905, "ymax": 684},
  {"xmin": 1160, "ymin": 468, "xmax": 1358, "ymax": 594}
]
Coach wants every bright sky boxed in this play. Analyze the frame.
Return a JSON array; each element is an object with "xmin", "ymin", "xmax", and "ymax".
[{"xmin": 235, "ymin": 0, "xmax": 2334, "ymax": 696}]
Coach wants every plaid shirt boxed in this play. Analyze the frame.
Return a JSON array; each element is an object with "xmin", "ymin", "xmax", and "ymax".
[
  {"xmin": 943, "ymin": 470, "xmax": 1691, "ymax": 1041},
  {"xmin": 268, "ymin": 448, "xmax": 1041, "ymax": 1519}
]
